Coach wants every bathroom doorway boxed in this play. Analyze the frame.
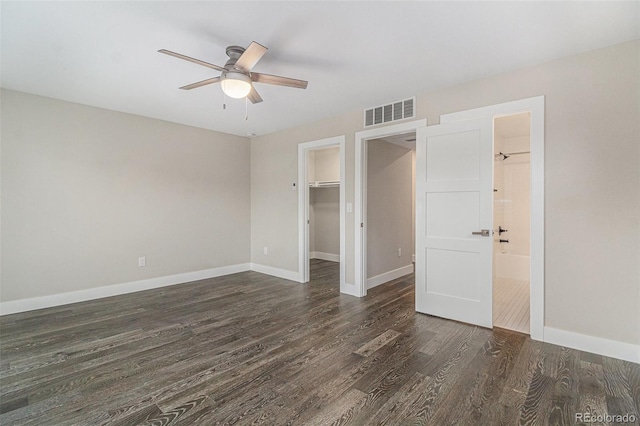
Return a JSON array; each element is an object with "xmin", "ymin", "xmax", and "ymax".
[{"xmin": 492, "ymin": 112, "xmax": 531, "ymax": 334}]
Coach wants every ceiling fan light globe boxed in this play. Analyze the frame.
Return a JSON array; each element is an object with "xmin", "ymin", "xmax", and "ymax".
[{"xmin": 221, "ymin": 72, "xmax": 252, "ymax": 98}]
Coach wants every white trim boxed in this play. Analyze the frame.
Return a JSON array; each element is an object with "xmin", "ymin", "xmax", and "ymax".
[
  {"xmin": 341, "ymin": 282, "xmax": 359, "ymax": 297},
  {"xmin": 250, "ymin": 263, "xmax": 300, "ymax": 282},
  {"xmin": 544, "ymin": 327, "xmax": 640, "ymax": 364},
  {"xmin": 440, "ymin": 96, "xmax": 545, "ymax": 342},
  {"xmin": 297, "ymin": 135, "xmax": 346, "ymax": 293},
  {"xmin": 355, "ymin": 119, "xmax": 427, "ymax": 298},
  {"xmin": 310, "ymin": 252, "xmax": 340, "ymax": 262},
  {"xmin": 367, "ymin": 264, "xmax": 414, "ymax": 289},
  {"xmin": 0, "ymin": 263, "xmax": 251, "ymax": 316}
]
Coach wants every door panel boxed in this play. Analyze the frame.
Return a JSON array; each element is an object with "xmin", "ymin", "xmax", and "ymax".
[
  {"xmin": 426, "ymin": 192, "xmax": 480, "ymax": 238},
  {"xmin": 415, "ymin": 118, "xmax": 493, "ymax": 328},
  {"xmin": 426, "ymin": 131, "xmax": 480, "ymax": 181},
  {"xmin": 426, "ymin": 249, "xmax": 480, "ymax": 300}
]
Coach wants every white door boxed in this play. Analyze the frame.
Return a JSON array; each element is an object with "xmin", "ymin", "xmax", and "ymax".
[{"xmin": 415, "ymin": 118, "xmax": 493, "ymax": 328}]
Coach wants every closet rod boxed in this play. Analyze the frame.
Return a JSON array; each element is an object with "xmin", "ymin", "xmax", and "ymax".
[{"xmin": 495, "ymin": 151, "xmax": 530, "ymax": 160}]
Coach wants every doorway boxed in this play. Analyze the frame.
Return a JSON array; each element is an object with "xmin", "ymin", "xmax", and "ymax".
[
  {"xmin": 492, "ymin": 112, "xmax": 531, "ymax": 334},
  {"xmin": 355, "ymin": 119, "xmax": 427, "ymax": 297},
  {"xmin": 297, "ymin": 136, "xmax": 346, "ymax": 291},
  {"xmin": 308, "ymin": 146, "xmax": 341, "ymax": 281},
  {"xmin": 427, "ymin": 95, "xmax": 544, "ymax": 340},
  {"xmin": 366, "ymin": 134, "xmax": 416, "ymax": 289}
]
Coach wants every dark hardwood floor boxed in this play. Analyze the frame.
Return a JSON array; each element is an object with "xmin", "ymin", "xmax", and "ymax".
[{"xmin": 1, "ymin": 259, "xmax": 638, "ymax": 425}]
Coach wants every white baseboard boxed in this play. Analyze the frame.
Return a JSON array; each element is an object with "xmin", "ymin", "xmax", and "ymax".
[
  {"xmin": 367, "ymin": 264, "xmax": 414, "ymax": 289},
  {"xmin": 310, "ymin": 252, "xmax": 340, "ymax": 262},
  {"xmin": 0, "ymin": 263, "xmax": 251, "ymax": 316},
  {"xmin": 341, "ymin": 282, "xmax": 360, "ymax": 297},
  {"xmin": 544, "ymin": 327, "xmax": 640, "ymax": 364},
  {"xmin": 250, "ymin": 263, "xmax": 301, "ymax": 283}
]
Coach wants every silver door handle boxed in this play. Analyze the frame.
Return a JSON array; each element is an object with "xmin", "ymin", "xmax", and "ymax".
[{"xmin": 472, "ymin": 229, "xmax": 491, "ymax": 237}]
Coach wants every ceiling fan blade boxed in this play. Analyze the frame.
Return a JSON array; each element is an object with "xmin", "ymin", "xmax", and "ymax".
[
  {"xmin": 251, "ymin": 72, "xmax": 308, "ymax": 89},
  {"xmin": 234, "ymin": 41, "xmax": 268, "ymax": 72},
  {"xmin": 247, "ymin": 85, "xmax": 263, "ymax": 104},
  {"xmin": 158, "ymin": 49, "xmax": 225, "ymax": 72},
  {"xmin": 179, "ymin": 77, "xmax": 221, "ymax": 90}
]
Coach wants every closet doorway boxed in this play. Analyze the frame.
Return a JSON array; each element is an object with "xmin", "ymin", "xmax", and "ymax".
[{"xmin": 297, "ymin": 136, "xmax": 346, "ymax": 291}]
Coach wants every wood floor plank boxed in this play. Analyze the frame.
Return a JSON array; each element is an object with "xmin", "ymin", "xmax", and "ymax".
[
  {"xmin": 305, "ymin": 388, "xmax": 368, "ymax": 426},
  {"xmin": 353, "ymin": 329, "xmax": 401, "ymax": 357},
  {"xmin": 577, "ymin": 359, "xmax": 610, "ymax": 422},
  {"xmin": 1, "ymin": 259, "xmax": 638, "ymax": 425},
  {"xmin": 429, "ymin": 329, "xmax": 525, "ymax": 425}
]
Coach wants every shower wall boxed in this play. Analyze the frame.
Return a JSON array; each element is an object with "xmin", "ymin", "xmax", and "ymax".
[{"xmin": 494, "ymin": 134, "xmax": 530, "ymax": 281}]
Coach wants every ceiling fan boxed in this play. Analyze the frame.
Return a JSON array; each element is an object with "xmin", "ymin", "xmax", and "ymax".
[{"xmin": 158, "ymin": 41, "xmax": 308, "ymax": 104}]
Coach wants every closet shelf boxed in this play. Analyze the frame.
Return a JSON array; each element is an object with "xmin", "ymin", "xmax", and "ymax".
[{"xmin": 309, "ymin": 180, "xmax": 340, "ymax": 188}]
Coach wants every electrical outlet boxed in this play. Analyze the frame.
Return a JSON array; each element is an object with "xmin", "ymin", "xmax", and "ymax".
[
  {"xmin": 263, "ymin": 247, "xmax": 268, "ymax": 255},
  {"xmin": 398, "ymin": 248, "xmax": 402, "ymax": 257},
  {"xmin": 138, "ymin": 256, "xmax": 146, "ymax": 267}
]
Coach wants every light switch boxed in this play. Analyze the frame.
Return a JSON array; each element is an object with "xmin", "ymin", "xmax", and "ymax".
[{"xmin": 347, "ymin": 203, "xmax": 352, "ymax": 213}]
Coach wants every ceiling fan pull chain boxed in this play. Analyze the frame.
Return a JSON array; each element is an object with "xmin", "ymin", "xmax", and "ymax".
[
  {"xmin": 245, "ymin": 97, "xmax": 249, "ymax": 121},
  {"xmin": 223, "ymin": 92, "xmax": 227, "ymax": 110}
]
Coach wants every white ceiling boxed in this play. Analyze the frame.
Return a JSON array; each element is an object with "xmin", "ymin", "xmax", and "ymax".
[{"xmin": 2, "ymin": 1, "xmax": 638, "ymax": 137}]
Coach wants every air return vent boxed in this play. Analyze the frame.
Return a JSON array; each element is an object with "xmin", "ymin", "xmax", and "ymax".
[{"xmin": 364, "ymin": 97, "xmax": 415, "ymax": 127}]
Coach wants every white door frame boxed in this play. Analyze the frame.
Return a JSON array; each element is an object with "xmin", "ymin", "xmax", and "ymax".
[
  {"xmin": 440, "ymin": 95, "xmax": 545, "ymax": 341},
  {"xmin": 355, "ymin": 119, "xmax": 427, "ymax": 297},
  {"xmin": 297, "ymin": 136, "xmax": 346, "ymax": 291}
]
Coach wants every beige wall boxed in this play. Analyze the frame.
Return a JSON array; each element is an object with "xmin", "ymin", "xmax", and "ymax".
[
  {"xmin": 1, "ymin": 89, "xmax": 251, "ymax": 302},
  {"xmin": 312, "ymin": 147, "xmax": 340, "ymax": 182},
  {"xmin": 250, "ymin": 111, "xmax": 361, "ymax": 275},
  {"xmin": 251, "ymin": 40, "xmax": 639, "ymax": 345},
  {"xmin": 419, "ymin": 41, "xmax": 639, "ymax": 345},
  {"xmin": 310, "ymin": 187, "xmax": 340, "ymax": 256},
  {"xmin": 366, "ymin": 139, "xmax": 413, "ymax": 278}
]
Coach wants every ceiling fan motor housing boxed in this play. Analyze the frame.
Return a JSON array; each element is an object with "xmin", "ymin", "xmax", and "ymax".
[
  {"xmin": 223, "ymin": 45, "xmax": 251, "ymax": 76},
  {"xmin": 225, "ymin": 45, "xmax": 246, "ymax": 60}
]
